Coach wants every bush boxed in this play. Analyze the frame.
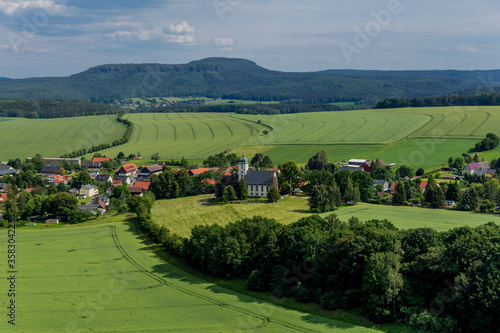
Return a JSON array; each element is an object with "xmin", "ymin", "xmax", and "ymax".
[{"xmin": 246, "ymin": 270, "xmax": 268, "ymax": 292}]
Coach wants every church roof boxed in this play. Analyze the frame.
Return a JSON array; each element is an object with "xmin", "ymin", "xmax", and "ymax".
[
  {"xmin": 239, "ymin": 153, "xmax": 248, "ymax": 164},
  {"xmin": 244, "ymin": 170, "xmax": 275, "ymax": 185}
]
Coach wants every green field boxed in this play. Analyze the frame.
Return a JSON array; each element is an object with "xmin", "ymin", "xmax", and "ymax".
[
  {"xmin": 233, "ymin": 106, "xmax": 500, "ymax": 169},
  {"xmin": 83, "ymin": 113, "xmax": 267, "ymax": 160},
  {"xmin": 332, "ymin": 203, "xmax": 500, "ymax": 231},
  {"xmin": 0, "ymin": 115, "xmax": 125, "ymax": 160},
  {"xmin": 0, "ymin": 218, "xmax": 376, "ymax": 333},
  {"xmin": 151, "ymin": 195, "xmax": 499, "ymax": 237}
]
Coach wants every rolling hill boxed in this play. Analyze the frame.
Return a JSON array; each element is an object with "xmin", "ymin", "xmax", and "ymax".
[{"xmin": 1, "ymin": 58, "xmax": 499, "ymax": 105}]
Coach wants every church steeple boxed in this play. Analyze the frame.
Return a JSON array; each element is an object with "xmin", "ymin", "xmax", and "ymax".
[{"xmin": 238, "ymin": 152, "xmax": 249, "ymax": 181}]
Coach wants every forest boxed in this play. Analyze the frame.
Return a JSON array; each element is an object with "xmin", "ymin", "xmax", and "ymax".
[{"xmin": 374, "ymin": 92, "xmax": 500, "ymax": 109}]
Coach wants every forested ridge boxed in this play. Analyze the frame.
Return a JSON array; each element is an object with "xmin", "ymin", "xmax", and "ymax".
[
  {"xmin": 0, "ymin": 98, "xmax": 123, "ymax": 118},
  {"xmin": 1, "ymin": 58, "xmax": 500, "ymax": 105}
]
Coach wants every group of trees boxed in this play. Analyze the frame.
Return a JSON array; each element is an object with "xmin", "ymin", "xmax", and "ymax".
[
  {"xmin": 374, "ymin": 92, "xmax": 500, "ymax": 109},
  {"xmin": 0, "ymin": 99, "xmax": 123, "ymax": 118},
  {"xmin": 475, "ymin": 133, "xmax": 500, "ymax": 152},
  {"xmin": 149, "ymin": 169, "xmax": 217, "ymax": 199},
  {"xmin": 149, "ymin": 213, "xmax": 500, "ymax": 332}
]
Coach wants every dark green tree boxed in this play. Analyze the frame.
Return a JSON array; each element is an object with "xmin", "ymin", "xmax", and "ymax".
[{"xmin": 267, "ymin": 187, "xmax": 280, "ymax": 203}]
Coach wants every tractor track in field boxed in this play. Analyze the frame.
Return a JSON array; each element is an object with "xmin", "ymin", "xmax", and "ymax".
[
  {"xmin": 201, "ymin": 121, "xmax": 216, "ymax": 140},
  {"xmin": 445, "ymin": 112, "xmax": 468, "ymax": 136},
  {"xmin": 360, "ymin": 115, "xmax": 389, "ymax": 142},
  {"xmin": 107, "ymin": 225, "xmax": 319, "ymax": 332},
  {"xmin": 168, "ymin": 122, "xmax": 178, "ymax": 142},
  {"xmin": 152, "ymin": 123, "xmax": 160, "ymax": 143},
  {"xmin": 186, "ymin": 122, "xmax": 197, "ymax": 141},
  {"xmin": 219, "ymin": 121, "xmax": 235, "ymax": 137},
  {"xmin": 469, "ymin": 111, "xmax": 491, "ymax": 136},
  {"xmin": 134, "ymin": 124, "xmax": 143, "ymax": 144},
  {"xmin": 165, "ymin": 114, "xmax": 171, "ymax": 121},
  {"xmin": 318, "ymin": 118, "xmax": 344, "ymax": 142},
  {"xmin": 338, "ymin": 116, "xmax": 367, "ymax": 142},
  {"xmin": 153, "ymin": 114, "xmax": 158, "ymax": 121},
  {"xmin": 423, "ymin": 113, "xmax": 446, "ymax": 136}
]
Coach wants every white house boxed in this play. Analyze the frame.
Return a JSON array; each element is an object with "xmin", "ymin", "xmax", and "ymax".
[{"xmin": 238, "ymin": 153, "xmax": 278, "ymax": 198}]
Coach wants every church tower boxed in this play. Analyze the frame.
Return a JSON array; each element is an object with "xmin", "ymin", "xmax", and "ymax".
[{"xmin": 238, "ymin": 153, "xmax": 249, "ymax": 181}]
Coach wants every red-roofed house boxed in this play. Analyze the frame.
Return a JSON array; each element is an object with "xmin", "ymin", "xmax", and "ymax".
[
  {"xmin": 0, "ymin": 192, "xmax": 7, "ymax": 202},
  {"xmin": 202, "ymin": 179, "xmax": 216, "ymax": 186},
  {"xmin": 112, "ymin": 180, "xmax": 123, "ymax": 187},
  {"xmin": 388, "ymin": 182, "xmax": 397, "ymax": 194},
  {"xmin": 134, "ymin": 182, "xmax": 150, "ymax": 191},
  {"xmin": 419, "ymin": 181, "xmax": 428, "ymax": 192},
  {"xmin": 93, "ymin": 157, "xmax": 111, "ymax": 163},
  {"xmin": 188, "ymin": 168, "xmax": 211, "ymax": 176},
  {"xmin": 127, "ymin": 186, "xmax": 144, "ymax": 197},
  {"xmin": 270, "ymin": 168, "xmax": 281, "ymax": 174},
  {"xmin": 116, "ymin": 163, "xmax": 137, "ymax": 176}
]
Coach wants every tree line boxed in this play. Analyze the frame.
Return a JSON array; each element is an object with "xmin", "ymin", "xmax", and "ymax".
[
  {"xmin": 374, "ymin": 92, "xmax": 500, "ymax": 109},
  {"xmin": 137, "ymin": 211, "xmax": 500, "ymax": 333}
]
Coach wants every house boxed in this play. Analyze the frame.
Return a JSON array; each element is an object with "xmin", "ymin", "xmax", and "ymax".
[
  {"xmin": 464, "ymin": 161, "xmax": 495, "ymax": 176},
  {"xmin": 48, "ymin": 175, "xmax": 68, "ymax": 185},
  {"xmin": 27, "ymin": 157, "xmax": 81, "ymax": 166},
  {"xmin": 419, "ymin": 181, "xmax": 428, "ymax": 192},
  {"xmin": 77, "ymin": 204, "xmax": 103, "ymax": 216},
  {"xmin": 238, "ymin": 154, "xmax": 278, "ymax": 198},
  {"xmin": 95, "ymin": 175, "xmax": 113, "ymax": 183},
  {"xmin": 68, "ymin": 188, "xmax": 79, "ymax": 196},
  {"xmin": 347, "ymin": 159, "xmax": 368, "ymax": 166},
  {"xmin": 127, "ymin": 186, "xmax": 144, "ymax": 197},
  {"xmin": 92, "ymin": 157, "xmax": 111, "ymax": 163},
  {"xmin": 361, "ymin": 160, "xmax": 387, "ymax": 173},
  {"xmin": 82, "ymin": 161, "xmax": 101, "ymax": 169},
  {"xmin": 188, "ymin": 168, "xmax": 211, "ymax": 176},
  {"xmin": 138, "ymin": 164, "xmax": 163, "ymax": 179},
  {"xmin": 90, "ymin": 195, "xmax": 109, "ymax": 210},
  {"xmin": 133, "ymin": 182, "xmax": 150, "ymax": 191},
  {"xmin": 116, "ymin": 163, "xmax": 137, "ymax": 176},
  {"xmin": 40, "ymin": 166, "xmax": 65, "ymax": 175},
  {"xmin": 388, "ymin": 182, "xmax": 397, "ymax": 194},
  {"xmin": 0, "ymin": 183, "xmax": 9, "ymax": 192},
  {"xmin": 0, "ymin": 192, "xmax": 7, "ymax": 202},
  {"xmin": 79, "ymin": 184, "xmax": 99, "ymax": 198},
  {"xmin": 445, "ymin": 200, "xmax": 456, "ymax": 206},
  {"xmin": 0, "ymin": 165, "xmax": 17, "ymax": 176},
  {"xmin": 46, "ymin": 219, "xmax": 60, "ymax": 224},
  {"xmin": 373, "ymin": 180, "xmax": 389, "ymax": 191},
  {"xmin": 269, "ymin": 168, "xmax": 281, "ymax": 175},
  {"xmin": 201, "ymin": 178, "xmax": 217, "ymax": 186},
  {"xmin": 113, "ymin": 175, "xmax": 132, "ymax": 185},
  {"xmin": 442, "ymin": 175, "xmax": 458, "ymax": 180}
]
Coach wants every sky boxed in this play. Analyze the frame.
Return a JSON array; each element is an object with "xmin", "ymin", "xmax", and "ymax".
[{"xmin": 0, "ymin": 0, "xmax": 499, "ymax": 78}]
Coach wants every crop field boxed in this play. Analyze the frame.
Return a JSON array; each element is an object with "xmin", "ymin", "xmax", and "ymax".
[
  {"xmin": 234, "ymin": 106, "xmax": 500, "ymax": 169},
  {"xmin": 0, "ymin": 115, "xmax": 125, "ymax": 161},
  {"xmin": 151, "ymin": 195, "xmax": 499, "ymax": 237},
  {"xmin": 83, "ymin": 113, "xmax": 267, "ymax": 160},
  {"xmin": 0, "ymin": 219, "xmax": 375, "ymax": 333}
]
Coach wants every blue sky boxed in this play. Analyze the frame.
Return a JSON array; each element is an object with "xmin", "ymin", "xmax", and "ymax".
[{"xmin": 0, "ymin": 0, "xmax": 499, "ymax": 78}]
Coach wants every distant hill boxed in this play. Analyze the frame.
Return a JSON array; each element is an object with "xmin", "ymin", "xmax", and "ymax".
[
  {"xmin": 1, "ymin": 58, "xmax": 499, "ymax": 105},
  {"xmin": 0, "ymin": 77, "xmax": 11, "ymax": 80}
]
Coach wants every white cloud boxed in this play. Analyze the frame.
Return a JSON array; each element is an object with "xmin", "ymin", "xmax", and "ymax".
[
  {"xmin": 0, "ymin": 0, "xmax": 68, "ymax": 16},
  {"xmin": 459, "ymin": 45, "xmax": 479, "ymax": 53},
  {"xmin": 213, "ymin": 38, "xmax": 234, "ymax": 47},
  {"xmin": 168, "ymin": 21, "xmax": 195, "ymax": 34}
]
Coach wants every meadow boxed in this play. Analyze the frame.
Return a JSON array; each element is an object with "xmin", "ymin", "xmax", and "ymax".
[
  {"xmin": 0, "ymin": 218, "xmax": 376, "ymax": 333},
  {"xmin": 83, "ymin": 113, "xmax": 267, "ymax": 160},
  {"xmin": 234, "ymin": 106, "xmax": 500, "ymax": 169},
  {"xmin": 151, "ymin": 195, "xmax": 499, "ymax": 237},
  {"xmin": 0, "ymin": 115, "xmax": 125, "ymax": 161}
]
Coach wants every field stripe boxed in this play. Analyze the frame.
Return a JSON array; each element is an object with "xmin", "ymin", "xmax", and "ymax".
[
  {"xmin": 423, "ymin": 113, "xmax": 446, "ymax": 136},
  {"xmin": 360, "ymin": 115, "xmax": 389, "ymax": 142},
  {"xmin": 318, "ymin": 118, "xmax": 345, "ymax": 142},
  {"xmin": 108, "ymin": 224, "xmax": 318, "ymax": 332},
  {"xmin": 165, "ymin": 114, "xmax": 171, "ymax": 121},
  {"xmin": 185, "ymin": 122, "xmax": 197, "ymax": 141},
  {"xmin": 219, "ymin": 120, "xmax": 235, "ymax": 137},
  {"xmin": 153, "ymin": 113, "xmax": 158, "ymax": 121},
  {"xmin": 168, "ymin": 122, "xmax": 178, "ymax": 142},
  {"xmin": 152, "ymin": 122, "xmax": 160, "ymax": 143},
  {"xmin": 446, "ymin": 112, "xmax": 468, "ymax": 136},
  {"xmin": 469, "ymin": 111, "xmax": 491, "ymax": 136},
  {"xmin": 339, "ymin": 116, "xmax": 367, "ymax": 142},
  {"xmin": 201, "ymin": 121, "xmax": 216, "ymax": 140},
  {"xmin": 134, "ymin": 123, "xmax": 143, "ymax": 144}
]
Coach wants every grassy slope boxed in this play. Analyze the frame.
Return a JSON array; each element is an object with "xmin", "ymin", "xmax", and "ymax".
[
  {"xmin": 0, "ymin": 217, "xmax": 377, "ymax": 333},
  {"xmin": 152, "ymin": 195, "xmax": 499, "ymax": 237},
  {"xmin": 0, "ymin": 115, "xmax": 125, "ymax": 160}
]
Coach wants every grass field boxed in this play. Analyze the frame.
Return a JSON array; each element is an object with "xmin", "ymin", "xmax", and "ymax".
[
  {"xmin": 233, "ymin": 106, "xmax": 500, "ymax": 169},
  {"xmin": 83, "ymin": 113, "xmax": 267, "ymax": 160},
  {"xmin": 151, "ymin": 195, "xmax": 499, "ymax": 237},
  {"xmin": 0, "ymin": 115, "xmax": 125, "ymax": 160},
  {"xmin": 0, "ymin": 217, "xmax": 377, "ymax": 333}
]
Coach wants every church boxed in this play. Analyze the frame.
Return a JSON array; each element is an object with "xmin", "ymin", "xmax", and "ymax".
[{"xmin": 238, "ymin": 153, "xmax": 278, "ymax": 198}]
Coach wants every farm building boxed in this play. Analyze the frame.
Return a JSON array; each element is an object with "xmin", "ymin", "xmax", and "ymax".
[
  {"xmin": 464, "ymin": 162, "xmax": 495, "ymax": 176},
  {"xmin": 95, "ymin": 175, "xmax": 113, "ymax": 183},
  {"xmin": 188, "ymin": 168, "xmax": 212, "ymax": 176},
  {"xmin": 133, "ymin": 182, "xmax": 150, "ymax": 191},
  {"xmin": 0, "ymin": 165, "xmax": 17, "ymax": 176},
  {"xmin": 116, "ymin": 163, "xmax": 137, "ymax": 176},
  {"xmin": 339, "ymin": 165, "xmax": 363, "ymax": 172},
  {"xmin": 40, "ymin": 166, "xmax": 65, "ymax": 175},
  {"xmin": 92, "ymin": 157, "xmax": 111, "ymax": 163},
  {"xmin": 138, "ymin": 164, "xmax": 163, "ymax": 179},
  {"xmin": 127, "ymin": 186, "xmax": 144, "ymax": 197},
  {"xmin": 237, "ymin": 153, "xmax": 278, "ymax": 198},
  {"xmin": 82, "ymin": 161, "xmax": 101, "ymax": 169}
]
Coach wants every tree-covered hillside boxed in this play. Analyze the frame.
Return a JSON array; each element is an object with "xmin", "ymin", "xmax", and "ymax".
[{"xmin": 1, "ymin": 58, "xmax": 499, "ymax": 105}]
